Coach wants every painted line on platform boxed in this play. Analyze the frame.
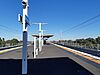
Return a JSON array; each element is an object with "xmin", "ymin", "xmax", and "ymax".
[
  {"xmin": 51, "ymin": 43, "xmax": 100, "ymax": 64},
  {"xmin": 0, "ymin": 46, "xmax": 22, "ymax": 54}
]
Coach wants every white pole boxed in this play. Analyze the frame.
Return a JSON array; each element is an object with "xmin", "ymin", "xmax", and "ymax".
[
  {"xmin": 41, "ymin": 30, "xmax": 46, "ymax": 46},
  {"xmin": 41, "ymin": 30, "xmax": 44, "ymax": 46},
  {"xmin": 22, "ymin": 0, "xmax": 28, "ymax": 74},
  {"xmin": 39, "ymin": 23, "xmax": 42, "ymax": 52},
  {"xmin": 34, "ymin": 37, "xmax": 36, "ymax": 58},
  {"xmin": 32, "ymin": 23, "xmax": 47, "ymax": 52}
]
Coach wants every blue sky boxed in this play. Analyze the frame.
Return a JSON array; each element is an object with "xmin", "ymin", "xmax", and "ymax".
[{"xmin": 0, "ymin": 0, "xmax": 100, "ymax": 41}]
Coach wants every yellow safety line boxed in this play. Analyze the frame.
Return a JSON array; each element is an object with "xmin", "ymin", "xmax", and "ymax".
[
  {"xmin": 0, "ymin": 46, "xmax": 22, "ymax": 54},
  {"xmin": 52, "ymin": 43, "xmax": 100, "ymax": 64}
]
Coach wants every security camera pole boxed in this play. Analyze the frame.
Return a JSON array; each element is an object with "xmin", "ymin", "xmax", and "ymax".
[
  {"xmin": 33, "ymin": 23, "xmax": 47, "ymax": 52},
  {"xmin": 22, "ymin": 0, "xmax": 29, "ymax": 74}
]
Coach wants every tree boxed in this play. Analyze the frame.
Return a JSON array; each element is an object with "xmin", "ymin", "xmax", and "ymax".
[
  {"xmin": 76, "ymin": 39, "xmax": 85, "ymax": 44},
  {"xmin": 6, "ymin": 39, "xmax": 19, "ymax": 46},
  {"xmin": 86, "ymin": 38, "xmax": 96, "ymax": 44},
  {"xmin": 11, "ymin": 38, "xmax": 19, "ymax": 45},
  {"xmin": 96, "ymin": 37, "xmax": 100, "ymax": 44},
  {"xmin": 6, "ymin": 40, "xmax": 12, "ymax": 46},
  {"xmin": 67, "ymin": 40, "xmax": 73, "ymax": 43}
]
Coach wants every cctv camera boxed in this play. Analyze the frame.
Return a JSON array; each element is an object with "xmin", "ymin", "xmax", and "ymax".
[
  {"xmin": 22, "ymin": 1, "xmax": 27, "ymax": 9},
  {"xmin": 22, "ymin": 1, "xmax": 26, "ymax": 5}
]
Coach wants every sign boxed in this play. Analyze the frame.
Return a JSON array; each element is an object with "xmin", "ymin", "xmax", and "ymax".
[
  {"xmin": 18, "ymin": 14, "xmax": 30, "ymax": 26},
  {"xmin": 18, "ymin": 14, "xmax": 23, "ymax": 24},
  {"xmin": 25, "ymin": 15, "xmax": 30, "ymax": 25}
]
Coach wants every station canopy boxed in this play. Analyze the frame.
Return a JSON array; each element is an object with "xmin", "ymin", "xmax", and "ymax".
[{"xmin": 32, "ymin": 34, "xmax": 54, "ymax": 38}]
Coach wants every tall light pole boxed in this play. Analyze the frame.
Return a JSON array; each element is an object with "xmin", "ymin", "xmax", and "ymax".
[
  {"xmin": 22, "ymin": 0, "xmax": 29, "ymax": 74},
  {"xmin": 33, "ymin": 23, "xmax": 47, "ymax": 52}
]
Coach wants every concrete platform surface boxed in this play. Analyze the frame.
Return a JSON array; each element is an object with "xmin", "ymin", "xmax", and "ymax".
[{"xmin": 0, "ymin": 44, "xmax": 99, "ymax": 75}]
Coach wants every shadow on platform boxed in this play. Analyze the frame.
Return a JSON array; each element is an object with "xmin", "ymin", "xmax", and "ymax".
[{"xmin": 0, "ymin": 57, "xmax": 93, "ymax": 75}]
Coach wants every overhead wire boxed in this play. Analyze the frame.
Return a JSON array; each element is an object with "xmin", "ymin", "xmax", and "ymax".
[
  {"xmin": 60, "ymin": 13, "xmax": 100, "ymax": 40},
  {"xmin": 68, "ymin": 20, "xmax": 100, "ymax": 38},
  {"xmin": 0, "ymin": 0, "xmax": 22, "ymax": 39},
  {"xmin": 62, "ymin": 14, "xmax": 100, "ymax": 33},
  {"xmin": 0, "ymin": 27, "xmax": 19, "ymax": 38},
  {"xmin": 0, "ymin": 24, "xmax": 19, "ymax": 32},
  {"xmin": 65, "ymin": 19, "xmax": 100, "ymax": 34}
]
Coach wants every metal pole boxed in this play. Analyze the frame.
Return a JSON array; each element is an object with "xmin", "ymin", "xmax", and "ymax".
[
  {"xmin": 32, "ymin": 23, "xmax": 47, "ymax": 52},
  {"xmin": 34, "ymin": 37, "xmax": 36, "ymax": 58},
  {"xmin": 41, "ymin": 30, "xmax": 44, "ymax": 46},
  {"xmin": 36, "ymin": 38, "xmax": 38, "ymax": 55},
  {"xmin": 35, "ymin": 38, "xmax": 38, "ymax": 55},
  {"xmin": 39, "ymin": 23, "xmax": 42, "ymax": 52},
  {"xmin": 22, "ymin": 0, "xmax": 28, "ymax": 74}
]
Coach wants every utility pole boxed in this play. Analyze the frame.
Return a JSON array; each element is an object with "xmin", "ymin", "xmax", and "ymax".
[
  {"xmin": 33, "ymin": 23, "xmax": 47, "ymax": 52},
  {"xmin": 22, "ymin": 0, "xmax": 29, "ymax": 74}
]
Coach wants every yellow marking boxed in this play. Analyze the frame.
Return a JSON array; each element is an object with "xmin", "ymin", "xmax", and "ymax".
[
  {"xmin": 52, "ymin": 43, "xmax": 100, "ymax": 64},
  {"xmin": 0, "ymin": 46, "xmax": 22, "ymax": 54}
]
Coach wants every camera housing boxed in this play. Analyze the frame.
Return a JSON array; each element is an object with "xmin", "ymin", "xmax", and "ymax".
[{"xmin": 22, "ymin": 1, "xmax": 27, "ymax": 9}]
